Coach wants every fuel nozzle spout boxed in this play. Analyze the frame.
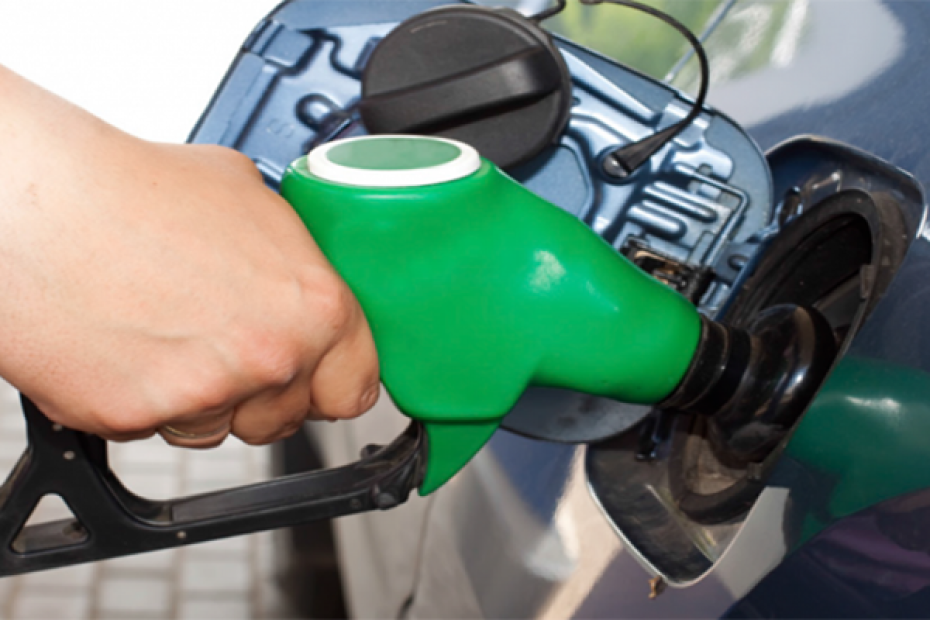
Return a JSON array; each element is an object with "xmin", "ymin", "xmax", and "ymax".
[{"xmin": 660, "ymin": 305, "xmax": 837, "ymax": 466}]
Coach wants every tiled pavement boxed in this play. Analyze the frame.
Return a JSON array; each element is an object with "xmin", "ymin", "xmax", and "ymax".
[{"xmin": 0, "ymin": 380, "xmax": 305, "ymax": 620}]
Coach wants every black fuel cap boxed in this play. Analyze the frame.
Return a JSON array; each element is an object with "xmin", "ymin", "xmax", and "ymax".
[{"xmin": 359, "ymin": 5, "xmax": 572, "ymax": 169}]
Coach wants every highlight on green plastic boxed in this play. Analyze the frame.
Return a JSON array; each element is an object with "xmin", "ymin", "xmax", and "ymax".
[{"xmin": 280, "ymin": 135, "xmax": 702, "ymax": 494}]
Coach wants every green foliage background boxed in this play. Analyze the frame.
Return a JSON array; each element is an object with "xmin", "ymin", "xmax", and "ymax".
[
  {"xmin": 543, "ymin": 1, "xmax": 724, "ymax": 80},
  {"xmin": 478, "ymin": 1, "xmax": 811, "ymax": 98},
  {"xmin": 673, "ymin": 1, "xmax": 796, "ymax": 93}
]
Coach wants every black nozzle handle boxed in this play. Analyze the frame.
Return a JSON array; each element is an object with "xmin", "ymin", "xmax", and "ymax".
[{"xmin": 0, "ymin": 397, "xmax": 423, "ymax": 577}]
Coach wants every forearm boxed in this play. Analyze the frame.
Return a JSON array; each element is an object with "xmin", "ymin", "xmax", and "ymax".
[
  {"xmin": 0, "ymin": 64, "xmax": 130, "ymax": 187},
  {"xmin": 0, "ymin": 66, "xmax": 132, "ymax": 395}
]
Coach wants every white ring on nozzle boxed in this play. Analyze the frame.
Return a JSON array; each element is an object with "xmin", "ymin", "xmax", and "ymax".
[{"xmin": 306, "ymin": 135, "xmax": 481, "ymax": 188}]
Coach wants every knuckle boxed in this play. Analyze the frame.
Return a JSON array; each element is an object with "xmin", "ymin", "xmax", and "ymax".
[
  {"xmin": 319, "ymin": 391, "xmax": 367, "ymax": 421},
  {"xmin": 232, "ymin": 404, "xmax": 303, "ymax": 446},
  {"xmin": 173, "ymin": 375, "xmax": 236, "ymax": 414},
  {"xmin": 359, "ymin": 382, "xmax": 381, "ymax": 412},
  {"xmin": 150, "ymin": 362, "xmax": 238, "ymax": 418},
  {"xmin": 271, "ymin": 402, "xmax": 312, "ymax": 437},
  {"xmin": 301, "ymin": 270, "xmax": 354, "ymax": 338},
  {"xmin": 237, "ymin": 335, "xmax": 302, "ymax": 388}
]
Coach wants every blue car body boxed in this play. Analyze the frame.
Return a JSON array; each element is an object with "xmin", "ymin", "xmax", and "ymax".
[{"xmin": 192, "ymin": 1, "xmax": 930, "ymax": 617}]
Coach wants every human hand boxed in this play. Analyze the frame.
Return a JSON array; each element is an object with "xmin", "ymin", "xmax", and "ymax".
[{"xmin": 0, "ymin": 66, "xmax": 380, "ymax": 447}]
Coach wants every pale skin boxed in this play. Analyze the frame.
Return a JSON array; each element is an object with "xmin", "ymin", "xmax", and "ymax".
[{"xmin": 0, "ymin": 65, "xmax": 381, "ymax": 448}]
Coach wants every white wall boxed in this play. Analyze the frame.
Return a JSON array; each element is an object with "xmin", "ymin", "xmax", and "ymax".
[{"xmin": 0, "ymin": 1, "xmax": 281, "ymax": 142}]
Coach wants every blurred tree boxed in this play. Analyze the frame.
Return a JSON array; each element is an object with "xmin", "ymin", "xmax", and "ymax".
[
  {"xmin": 542, "ymin": 0, "xmax": 725, "ymax": 82},
  {"xmin": 672, "ymin": 0, "xmax": 802, "ymax": 93}
]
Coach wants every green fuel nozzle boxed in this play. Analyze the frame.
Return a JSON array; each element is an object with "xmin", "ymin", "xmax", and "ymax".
[{"xmin": 280, "ymin": 136, "xmax": 837, "ymax": 494}]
